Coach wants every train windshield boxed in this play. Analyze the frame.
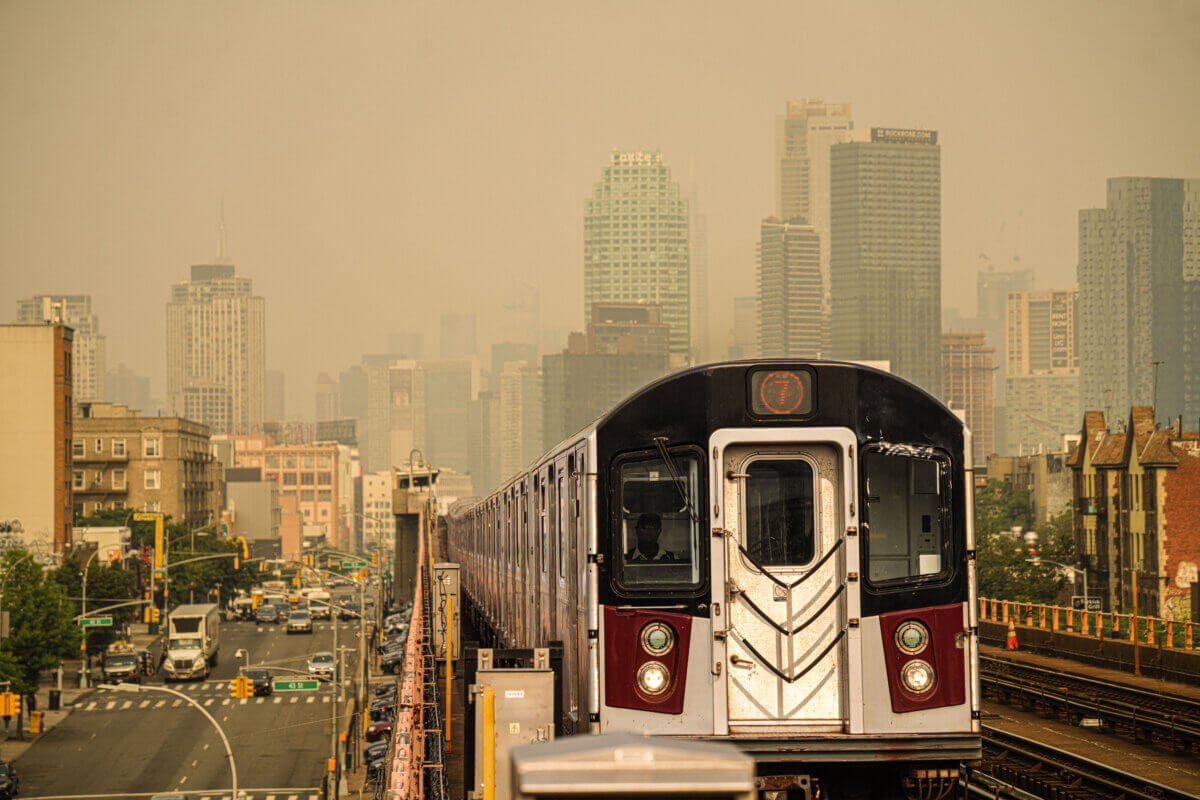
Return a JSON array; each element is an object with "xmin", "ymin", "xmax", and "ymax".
[
  {"xmin": 617, "ymin": 452, "xmax": 702, "ymax": 589},
  {"xmin": 744, "ymin": 458, "xmax": 815, "ymax": 566},
  {"xmin": 863, "ymin": 446, "xmax": 951, "ymax": 584}
]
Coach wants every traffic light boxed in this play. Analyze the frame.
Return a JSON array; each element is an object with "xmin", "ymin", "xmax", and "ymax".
[
  {"xmin": 259, "ymin": 561, "xmax": 268, "ymax": 573},
  {"xmin": 229, "ymin": 675, "xmax": 252, "ymax": 699},
  {"xmin": 371, "ymin": 552, "xmax": 378, "ymax": 565},
  {"xmin": 0, "ymin": 692, "xmax": 19, "ymax": 717},
  {"xmin": 151, "ymin": 607, "xmax": 160, "ymax": 623}
]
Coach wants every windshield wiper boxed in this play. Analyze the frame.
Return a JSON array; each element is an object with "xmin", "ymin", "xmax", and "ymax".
[{"xmin": 652, "ymin": 436, "xmax": 698, "ymax": 523}]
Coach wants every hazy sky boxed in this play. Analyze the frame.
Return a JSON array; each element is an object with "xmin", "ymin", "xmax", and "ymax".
[{"xmin": 3, "ymin": 1, "xmax": 1198, "ymax": 415}]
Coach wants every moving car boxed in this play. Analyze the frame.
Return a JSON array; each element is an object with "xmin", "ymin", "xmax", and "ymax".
[
  {"xmin": 380, "ymin": 650, "xmax": 403, "ymax": 674},
  {"xmin": 286, "ymin": 610, "xmax": 313, "ymax": 634},
  {"xmin": 308, "ymin": 651, "xmax": 335, "ymax": 680},
  {"xmin": 242, "ymin": 668, "xmax": 273, "ymax": 697},
  {"xmin": 101, "ymin": 641, "xmax": 141, "ymax": 684},
  {"xmin": 0, "ymin": 761, "xmax": 18, "ymax": 800},
  {"xmin": 255, "ymin": 604, "xmax": 280, "ymax": 624}
]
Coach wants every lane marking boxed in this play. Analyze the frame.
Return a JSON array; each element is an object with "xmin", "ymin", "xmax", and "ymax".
[{"xmin": 178, "ymin": 776, "xmax": 187, "ymax": 786}]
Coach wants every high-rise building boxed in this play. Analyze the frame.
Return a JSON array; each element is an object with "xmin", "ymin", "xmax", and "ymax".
[
  {"xmin": 361, "ymin": 471, "xmax": 395, "ymax": 551},
  {"xmin": 315, "ymin": 372, "xmax": 339, "ymax": 421},
  {"xmin": 1078, "ymin": 178, "xmax": 1200, "ymax": 425},
  {"xmin": 584, "ymin": 151, "xmax": 690, "ymax": 364},
  {"xmin": 421, "ymin": 358, "xmax": 478, "ymax": 474},
  {"xmin": 439, "ymin": 313, "xmax": 478, "ymax": 359},
  {"xmin": 1004, "ymin": 289, "xmax": 1080, "ymax": 455},
  {"xmin": 265, "ymin": 370, "xmax": 285, "ymax": 421},
  {"xmin": 16, "ymin": 294, "xmax": 106, "ymax": 402},
  {"xmin": 364, "ymin": 359, "xmax": 424, "ymax": 473},
  {"xmin": 831, "ymin": 128, "xmax": 942, "ymax": 393},
  {"xmin": 941, "ymin": 332, "xmax": 995, "ymax": 466},
  {"xmin": 499, "ymin": 361, "xmax": 542, "ymax": 482},
  {"xmin": 468, "ymin": 390, "xmax": 502, "ymax": 495},
  {"xmin": 727, "ymin": 296, "xmax": 759, "ymax": 360},
  {"xmin": 688, "ymin": 184, "xmax": 710, "ymax": 363},
  {"xmin": 490, "ymin": 342, "xmax": 539, "ymax": 380},
  {"xmin": 166, "ymin": 263, "xmax": 266, "ymax": 433},
  {"xmin": 776, "ymin": 99, "xmax": 856, "ymax": 349},
  {"xmin": 976, "ymin": 264, "xmax": 1035, "ymax": 406},
  {"xmin": 105, "ymin": 363, "xmax": 151, "ymax": 413},
  {"xmin": 757, "ymin": 217, "xmax": 822, "ymax": 358},
  {"xmin": 0, "ymin": 324, "xmax": 74, "ymax": 552},
  {"xmin": 497, "ymin": 284, "xmax": 540, "ymax": 346}
]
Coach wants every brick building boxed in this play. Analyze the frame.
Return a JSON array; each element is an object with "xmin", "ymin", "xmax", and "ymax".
[
  {"xmin": 1067, "ymin": 406, "xmax": 1200, "ymax": 619},
  {"xmin": 941, "ymin": 331, "xmax": 995, "ymax": 466},
  {"xmin": 73, "ymin": 402, "xmax": 220, "ymax": 528}
]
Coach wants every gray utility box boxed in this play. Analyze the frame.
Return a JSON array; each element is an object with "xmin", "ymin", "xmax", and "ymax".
[
  {"xmin": 471, "ymin": 648, "xmax": 555, "ymax": 800},
  {"xmin": 509, "ymin": 732, "xmax": 756, "ymax": 800},
  {"xmin": 431, "ymin": 562, "xmax": 460, "ymax": 660}
]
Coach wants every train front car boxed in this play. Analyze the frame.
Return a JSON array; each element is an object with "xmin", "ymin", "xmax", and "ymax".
[{"xmin": 594, "ymin": 360, "xmax": 980, "ymax": 799}]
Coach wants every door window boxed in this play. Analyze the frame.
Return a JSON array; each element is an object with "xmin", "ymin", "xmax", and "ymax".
[
  {"xmin": 743, "ymin": 459, "xmax": 815, "ymax": 566},
  {"xmin": 616, "ymin": 452, "xmax": 703, "ymax": 590},
  {"xmin": 863, "ymin": 447, "xmax": 950, "ymax": 584}
]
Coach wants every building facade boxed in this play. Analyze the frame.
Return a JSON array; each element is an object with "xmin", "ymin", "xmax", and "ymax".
[
  {"xmin": 758, "ymin": 217, "xmax": 822, "ymax": 358},
  {"xmin": 941, "ymin": 332, "xmax": 995, "ymax": 466},
  {"xmin": 987, "ymin": 451, "xmax": 1073, "ymax": 525},
  {"xmin": 1067, "ymin": 407, "xmax": 1200, "ymax": 618},
  {"xmin": 166, "ymin": 263, "xmax": 266, "ymax": 433},
  {"xmin": 0, "ymin": 324, "xmax": 74, "ymax": 552},
  {"xmin": 586, "ymin": 302, "xmax": 669, "ymax": 359},
  {"xmin": 776, "ymin": 99, "xmax": 855, "ymax": 351},
  {"xmin": 361, "ymin": 471, "xmax": 395, "ymax": 553},
  {"xmin": 498, "ymin": 361, "xmax": 542, "ymax": 483},
  {"xmin": 73, "ymin": 402, "xmax": 220, "ymax": 529},
  {"xmin": 831, "ymin": 128, "xmax": 942, "ymax": 394},
  {"xmin": 16, "ymin": 295, "xmax": 106, "ymax": 403},
  {"xmin": 1004, "ymin": 289, "xmax": 1080, "ymax": 455},
  {"xmin": 584, "ymin": 150, "xmax": 690, "ymax": 364},
  {"xmin": 727, "ymin": 295, "xmax": 759, "ymax": 360},
  {"xmin": 225, "ymin": 467, "xmax": 282, "ymax": 558},
  {"xmin": 1078, "ymin": 178, "xmax": 1200, "ymax": 426}
]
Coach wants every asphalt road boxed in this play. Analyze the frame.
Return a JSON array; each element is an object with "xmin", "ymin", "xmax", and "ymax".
[{"xmin": 15, "ymin": 599, "xmax": 375, "ymax": 800}]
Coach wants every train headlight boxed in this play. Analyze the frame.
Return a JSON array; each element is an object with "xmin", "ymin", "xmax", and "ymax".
[
  {"xmin": 901, "ymin": 659, "xmax": 935, "ymax": 694},
  {"xmin": 637, "ymin": 661, "xmax": 670, "ymax": 696},
  {"xmin": 895, "ymin": 620, "xmax": 930, "ymax": 655},
  {"xmin": 640, "ymin": 622, "xmax": 675, "ymax": 656}
]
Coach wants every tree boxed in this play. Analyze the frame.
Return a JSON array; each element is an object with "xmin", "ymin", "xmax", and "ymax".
[
  {"xmin": 0, "ymin": 551, "xmax": 79, "ymax": 693},
  {"xmin": 53, "ymin": 555, "xmax": 138, "ymax": 655},
  {"xmin": 974, "ymin": 480, "xmax": 1070, "ymax": 604}
]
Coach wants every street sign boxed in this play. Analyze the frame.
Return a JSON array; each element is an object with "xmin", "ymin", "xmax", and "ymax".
[
  {"xmin": 341, "ymin": 561, "xmax": 368, "ymax": 568},
  {"xmin": 1072, "ymin": 596, "xmax": 1102, "ymax": 611},
  {"xmin": 79, "ymin": 617, "xmax": 113, "ymax": 627},
  {"xmin": 272, "ymin": 679, "xmax": 320, "ymax": 692}
]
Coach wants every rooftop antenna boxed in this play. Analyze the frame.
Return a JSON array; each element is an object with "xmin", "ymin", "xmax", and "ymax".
[
  {"xmin": 217, "ymin": 197, "xmax": 231, "ymax": 264},
  {"xmin": 1151, "ymin": 360, "xmax": 1164, "ymax": 420}
]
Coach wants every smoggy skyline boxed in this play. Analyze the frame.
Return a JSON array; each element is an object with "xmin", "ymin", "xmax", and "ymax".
[{"xmin": 3, "ymin": 1, "xmax": 1198, "ymax": 415}]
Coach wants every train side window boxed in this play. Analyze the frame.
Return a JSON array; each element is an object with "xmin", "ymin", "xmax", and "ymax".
[
  {"xmin": 743, "ymin": 458, "xmax": 815, "ymax": 567},
  {"xmin": 558, "ymin": 475, "xmax": 567, "ymax": 578},
  {"xmin": 615, "ymin": 450, "xmax": 703, "ymax": 590},
  {"xmin": 863, "ymin": 447, "xmax": 951, "ymax": 585}
]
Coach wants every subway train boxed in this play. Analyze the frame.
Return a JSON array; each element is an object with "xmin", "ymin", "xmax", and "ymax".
[{"xmin": 446, "ymin": 360, "xmax": 980, "ymax": 799}]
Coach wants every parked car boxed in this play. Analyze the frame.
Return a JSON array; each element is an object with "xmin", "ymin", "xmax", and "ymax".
[
  {"xmin": 365, "ymin": 719, "xmax": 393, "ymax": 742},
  {"xmin": 369, "ymin": 697, "xmax": 394, "ymax": 722},
  {"xmin": 373, "ymin": 683, "xmax": 397, "ymax": 699},
  {"xmin": 242, "ymin": 668, "xmax": 273, "ymax": 697},
  {"xmin": 0, "ymin": 761, "xmax": 18, "ymax": 800},
  {"xmin": 308, "ymin": 651, "xmax": 336, "ymax": 680},
  {"xmin": 362, "ymin": 741, "xmax": 388, "ymax": 763},
  {"xmin": 380, "ymin": 650, "xmax": 404, "ymax": 674},
  {"xmin": 286, "ymin": 610, "xmax": 313, "ymax": 634},
  {"xmin": 255, "ymin": 604, "xmax": 281, "ymax": 624}
]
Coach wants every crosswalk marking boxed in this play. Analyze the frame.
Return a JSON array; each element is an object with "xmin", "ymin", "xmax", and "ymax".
[
  {"xmin": 84, "ymin": 701, "xmax": 96, "ymax": 710},
  {"xmin": 322, "ymin": 696, "xmax": 331, "ymax": 703},
  {"xmin": 239, "ymin": 698, "xmax": 247, "ymax": 705},
  {"xmin": 289, "ymin": 696, "xmax": 298, "ymax": 704},
  {"xmin": 256, "ymin": 697, "xmax": 264, "ymax": 704},
  {"xmin": 306, "ymin": 696, "xmax": 315, "ymax": 704},
  {"xmin": 155, "ymin": 699, "xmax": 166, "ymax": 708},
  {"xmin": 120, "ymin": 700, "xmax": 132, "ymax": 709},
  {"xmin": 221, "ymin": 698, "xmax": 230, "ymax": 705},
  {"xmin": 203, "ymin": 698, "xmax": 214, "ymax": 706},
  {"xmin": 104, "ymin": 701, "xmax": 115, "ymax": 710},
  {"xmin": 172, "ymin": 699, "xmax": 182, "ymax": 707},
  {"xmin": 139, "ymin": 699, "xmax": 150, "ymax": 708}
]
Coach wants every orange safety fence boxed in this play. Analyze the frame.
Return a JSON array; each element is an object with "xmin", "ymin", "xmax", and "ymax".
[{"xmin": 978, "ymin": 596, "xmax": 1197, "ymax": 650}]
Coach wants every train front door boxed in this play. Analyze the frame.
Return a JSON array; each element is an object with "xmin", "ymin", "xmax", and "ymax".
[{"xmin": 712, "ymin": 430, "xmax": 855, "ymax": 733}]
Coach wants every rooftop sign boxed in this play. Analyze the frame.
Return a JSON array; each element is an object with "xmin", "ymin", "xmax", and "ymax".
[{"xmin": 870, "ymin": 128, "xmax": 938, "ymax": 145}]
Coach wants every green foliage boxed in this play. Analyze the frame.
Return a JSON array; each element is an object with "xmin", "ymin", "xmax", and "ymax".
[
  {"xmin": 0, "ymin": 550, "xmax": 79, "ymax": 692},
  {"xmin": 52, "ymin": 555, "xmax": 138, "ymax": 655},
  {"xmin": 974, "ymin": 481, "xmax": 1075, "ymax": 604}
]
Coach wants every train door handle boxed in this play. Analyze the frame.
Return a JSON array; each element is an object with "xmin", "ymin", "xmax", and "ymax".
[{"xmin": 729, "ymin": 654, "xmax": 753, "ymax": 670}]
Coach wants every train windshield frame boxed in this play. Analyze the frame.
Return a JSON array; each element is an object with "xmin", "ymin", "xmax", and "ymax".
[
  {"xmin": 611, "ymin": 445, "xmax": 707, "ymax": 595},
  {"xmin": 860, "ymin": 443, "xmax": 956, "ymax": 589}
]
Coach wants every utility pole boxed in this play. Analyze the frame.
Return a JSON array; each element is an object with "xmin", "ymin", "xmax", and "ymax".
[{"xmin": 1151, "ymin": 360, "xmax": 1165, "ymax": 416}]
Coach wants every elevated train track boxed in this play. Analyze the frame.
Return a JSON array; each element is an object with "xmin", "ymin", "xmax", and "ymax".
[{"xmin": 980, "ymin": 655, "xmax": 1200, "ymax": 755}]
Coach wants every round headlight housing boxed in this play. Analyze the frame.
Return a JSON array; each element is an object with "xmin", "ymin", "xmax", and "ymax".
[
  {"xmin": 640, "ymin": 622, "xmax": 675, "ymax": 656},
  {"xmin": 894, "ymin": 620, "xmax": 930, "ymax": 655},
  {"xmin": 636, "ymin": 661, "xmax": 671, "ymax": 696},
  {"xmin": 901, "ymin": 659, "xmax": 935, "ymax": 695}
]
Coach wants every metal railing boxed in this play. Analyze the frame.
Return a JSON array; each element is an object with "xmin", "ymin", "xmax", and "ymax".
[{"xmin": 979, "ymin": 597, "xmax": 1197, "ymax": 650}]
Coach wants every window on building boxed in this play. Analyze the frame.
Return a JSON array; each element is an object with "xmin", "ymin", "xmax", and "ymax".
[
  {"xmin": 144, "ymin": 437, "xmax": 161, "ymax": 458},
  {"xmin": 318, "ymin": 489, "xmax": 331, "ymax": 502},
  {"xmin": 112, "ymin": 500, "xmax": 125, "ymax": 511},
  {"xmin": 112, "ymin": 439, "xmax": 126, "ymax": 457},
  {"xmin": 320, "ymin": 508, "xmax": 328, "ymax": 518},
  {"xmin": 317, "ymin": 472, "xmax": 332, "ymax": 485},
  {"xmin": 284, "ymin": 455, "xmax": 297, "ymax": 469},
  {"xmin": 301, "ymin": 472, "xmax": 315, "ymax": 485},
  {"xmin": 317, "ymin": 455, "xmax": 332, "ymax": 469},
  {"xmin": 301, "ymin": 456, "xmax": 315, "ymax": 469},
  {"xmin": 146, "ymin": 501, "xmax": 161, "ymax": 512},
  {"xmin": 265, "ymin": 455, "xmax": 279, "ymax": 468},
  {"xmin": 73, "ymin": 470, "xmax": 85, "ymax": 490},
  {"xmin": 145, "ymin": 469, "xmax": 161, "ymax": 490},
  {"xmin": 94, "ymin": 438, "xmax": 103, "ymax": 453},
  {"xmin": 113, "ymin": 469, "xmax": 126, "ymax": 490},
  {"xmin": 283, "ymin": 473, "xmax": 298, "ymax": 486},
  {"xmin": 301, "ymin": 490, "xmax": 315, "ymax": 502},
  {"xmin": 73, "ymin": 440, "xmax": 85, "ymax": 458}
]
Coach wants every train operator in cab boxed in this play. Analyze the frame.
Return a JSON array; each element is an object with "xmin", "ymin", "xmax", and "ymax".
[{"xmin": 625, "ymin": 513, "xmax": 680, "ymax": 562}]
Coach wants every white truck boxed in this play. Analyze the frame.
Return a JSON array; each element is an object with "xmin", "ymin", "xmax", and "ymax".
[{"xmin": 162, "ymin": 603, "xmax": 220, "ymax": 681}]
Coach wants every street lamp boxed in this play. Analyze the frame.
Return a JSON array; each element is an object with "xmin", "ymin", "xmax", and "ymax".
[
  {"xmin": 79, "ymin": 549, "xmax": 102, "ymax": 689},
  {"xmin": 99, "ymin": 682, "xmax": 239, "ymax": 799}
]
